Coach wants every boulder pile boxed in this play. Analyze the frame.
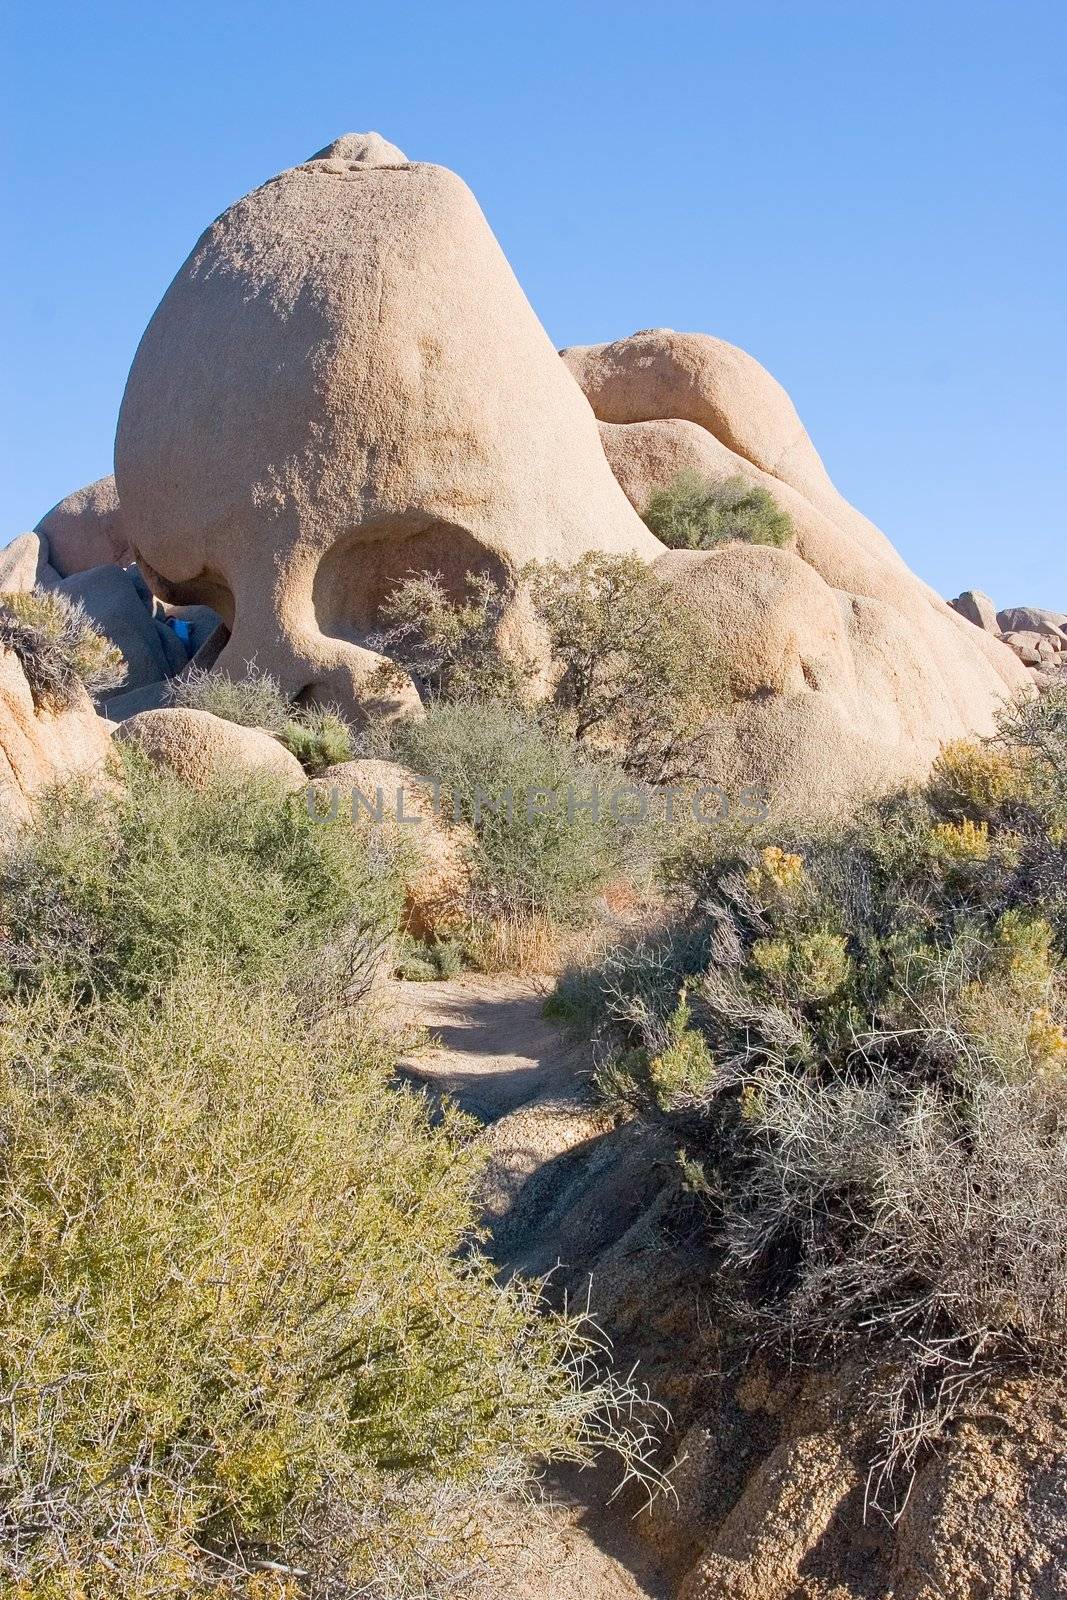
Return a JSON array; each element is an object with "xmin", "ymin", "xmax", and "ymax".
[
  {"xmin": 0, "ymin": 132, "xmax": 1047, "ymax": 818},
  {"xmin": 950, "ymin": 589, "xmax": 1067, "ymax": 690}
]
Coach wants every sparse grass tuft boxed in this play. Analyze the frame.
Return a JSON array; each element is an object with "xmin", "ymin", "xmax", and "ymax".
[
  {"xmin": 279, "ymin": 704, "xmax": 355, "ymax": 775},
  {"xmin": 165, "ymin": 660, "xmax": 290, "ymax": 730},
  {"xmin": 0, "ymin": 587, "xmax": 126, "ymax": 707}
]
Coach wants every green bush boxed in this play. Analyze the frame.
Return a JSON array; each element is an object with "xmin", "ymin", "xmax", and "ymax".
[
  {"xmin": 167, "ymin": 665, "xmax": 360, "ymax": 776},
  {"xmin": 279, "ymin": 704, "xmax": 355, "ymax": 775},
  {"xmin": 643, "ymin": 469, "xmax": 793, "ymax": 551},
  {"xmin": 0, "ymin": 758, "xmax": 659, "ymax": 1597},
  {"xmin": 393, "ymin": 700, "xmax": 639, "ymax": 922},
  {"xmin": 0, "ymin": 750, "xmax": 402, "ymax": 1004},
  {"xmin": 0, "ymin": 973, "xmax": 656, "ymax": 1597},
  {"xmin": 374, "ymin": 554, "xmax": 725, "ymax": 786},
  {"xmin": 0, "ymin": 587, "xmax": 125, "ymax": 706},
  {"xmin": 559, "ymin": 692, "xmax": 1067, "ymax": 1501}
]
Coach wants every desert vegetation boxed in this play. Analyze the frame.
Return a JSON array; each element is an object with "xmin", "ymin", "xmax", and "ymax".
[
  {"xmin": 554, "ymin": 685, "xmax": 1067, "ymax": 1509},
  {"xmin": 0, "ymin": 750, "xmax": 658, "ymax": 1598},
  {"xmin": 642, "ymin": 469, "xmax": 793, "ymax": 551},
  {"xmin": 0, "ymin": 587, "xmax": 126, "ymax": 707},
  {"xmin": 166, "ymin": 664, "xmax": 357, "ymax": 775}
]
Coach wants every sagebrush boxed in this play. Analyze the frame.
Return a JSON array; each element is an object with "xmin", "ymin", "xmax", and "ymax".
[
  {"xmin": 0, "ymin": 759, "xmax": 660, "ymax": 1595},
  {"xmin": 560, "ymin": 688, "xmax": 1067, "ymax": 1507},
  {"xmin": 643, "ymin": 470, "xmax": 793, "ymax": 551}
]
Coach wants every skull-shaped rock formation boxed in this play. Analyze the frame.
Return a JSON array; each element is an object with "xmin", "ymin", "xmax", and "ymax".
[
  {"xmin": 115, "ymin": 134, "xmax": 661, "ymax": 717},
  {"xmin": 562, "ymin": 329, "xmax": 1031, "ymax": 810}
]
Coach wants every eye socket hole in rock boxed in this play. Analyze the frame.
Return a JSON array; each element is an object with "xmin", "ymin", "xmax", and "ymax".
[
  {"xmin": 312, "ymin": 515, "xmax": 511, "ymax": 644},
  {"xmin": 134, "ymin": 549, "xmax": 236, "ymax": 630}
]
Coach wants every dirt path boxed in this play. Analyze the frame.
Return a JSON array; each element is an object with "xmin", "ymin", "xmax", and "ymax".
[{"xmin": 395, "ymin": 975, "xmax": 670, "ymax": 1600}]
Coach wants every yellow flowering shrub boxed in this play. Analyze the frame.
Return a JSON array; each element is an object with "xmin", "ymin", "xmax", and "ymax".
[
  {"xmin": 932, "ymin": 738, "xmax": 1030, "ymax": 812},
  {"xmin": 931, "ymin": 817, "xmax": 992, "ymax": 862},
  {"xmin": 745, "ymin": 845, "xmax": 806, "ymax": 898},
  {"xmin": 751, "ymin": 930, "xmax": 851, "ymax": 1003}
]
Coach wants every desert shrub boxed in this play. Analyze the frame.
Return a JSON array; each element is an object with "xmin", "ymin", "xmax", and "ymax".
[
  {"xmin": 393, "ymin": 700, "xmax": 639, "ymax": 922},
  {"xmin": 0, "ymin": 586, "xmax": 125, "ymax": 706},
  {"xmin": 559, "ymin": 691, "xmax": 1067, "ymax": 1502},
  {"xmin": 396, "ymin": 933, "xmax": 466, "ymax": 982},
  {"xmin": 280, "ymin": 704, "xmax": 356, "ymax": 775},
  {"xmin": 525, "ymin": 551, "xmax": 724, "ymax": 785},
  {"xmin": 165, "ymin": 660, "xmax": 291, "ymax": 731},
  {"xmin": 370, "ymin": 568, "xmax": 526, "ymax": 703},
  {"xmin": 0, "ymin": 750, "xmax": 404, "ymax": 1003},
  {"xmin": 374, "ymin": 555, "xmax": 725, "ymax": 786},
  {"xmin": 643, "ymin": 469, "xmax": 793, "ymax": 551},
  {"xmin": 0, "ymin": 755, "xmax": 660, "ymax": 1596},
  {"xmin": 0, "ymin": 971, "xmax": 658, "ymax": 1598}
]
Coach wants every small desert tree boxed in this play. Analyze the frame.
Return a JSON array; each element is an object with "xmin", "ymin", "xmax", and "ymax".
[
  {"xmin": 371, "ymin": 568, "xmax": 527, "ymax": 703},
  {"xmin": 525, "ymin": 551, "xmax": 724, "ymax": 785}
]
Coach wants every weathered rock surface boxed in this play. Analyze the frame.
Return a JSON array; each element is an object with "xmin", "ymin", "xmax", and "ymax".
[
  {"xmin": 564, "ymin": 329, "xmax": 1032, "ymax": 811},
  {"xmin": 315, "ymin": 758, "xmax": 473, "ymax": 937},
  {"xmin": 1000, "ymin": 630, "xmax": 1058, "ymax": 666},
  {"xmin": 949, "ymin": 588, "xmax": 1000, "ymax": 632},
  {"xmin": 57, "ymin": 565, "xmax": 175, "ymax": 692},
  {"xmin": 35, "ymin": 476, "xmax": 130, "ymax": 576},
  {"xmin": 997, "ymin": 605, "xmax": 1067, "ymax": 645},
  {"xmin": 0, "ymin": 648, "xmax": 113, "ymax": 824},
  {"xmin": 115, "ymin": 133, "xmax": 659, "ymax": 724},
  {"xmin": 115, "ymin": 707, "xmax": 306, "ymax": 790},
  {"xmin": 0, "ymin": 532, "xmax": 62, "ymax": 593}
]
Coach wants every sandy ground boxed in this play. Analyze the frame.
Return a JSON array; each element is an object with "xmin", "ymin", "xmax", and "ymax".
[{"xmin": 395, "ymin": 974, "xmax": 670, "ymax": 1599}]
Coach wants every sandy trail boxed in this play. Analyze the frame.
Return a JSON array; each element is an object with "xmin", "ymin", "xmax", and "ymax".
[{"xmin": 395, "ymin": 974, "xmax": 670, "ymax": 1600}]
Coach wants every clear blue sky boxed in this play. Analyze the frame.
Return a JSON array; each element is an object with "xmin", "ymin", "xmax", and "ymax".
[{"xmin": 3, "ymin": 0, "xmax": 1064, "ymax": 608}]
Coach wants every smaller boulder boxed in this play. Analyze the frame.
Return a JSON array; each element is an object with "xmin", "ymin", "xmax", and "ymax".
[
  {"xmin": 35, "ymin": 476, "xmax": 131, "ymax": 576},
  {"xmin": 999, "ymin": 631, "xmax": 1056, "ymax": 666},
  {"xmin": 0, "ymin": 648, "xmax": 113, "ymax": 824},
  {"xmin": 0, "ymin": 532, "xmax": 63, "ymax": 594},
  {"xmin": 949, "ymin": 590, "xmax": 1000, "ymax": 633},
  {"xmin": 996, "ymin": 606, "xmax": 1067, "ymax": 647},
  {"xmin": 115, "ymin": 707, "xmax": 306, "ymax": 791},
  {"xmin": 314, "ymin": 758, "xmax": 473, "ymax": 937}
]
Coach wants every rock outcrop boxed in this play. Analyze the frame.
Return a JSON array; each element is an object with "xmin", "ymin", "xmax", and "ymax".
[
  {"xmin": 35, "ymin": 476, "xmax": 130, "ymax": 576},
  {"xmin": 115, "ymin": 707, "xmax": 306, "ymax": 791},
  {"xmin": 562, "ymin": 329, "xmax": 1032, "ymax": 810},
  {"xmin": 0, "ymin": 647, "xmax": 112, "ymax": 824},
  {"xmin": 997, "ymin": 605, "xmax": 1067, "ymax": 645},
  {"xmin": 949, "ymin": 589, "xmax": 999, "ymax": 632},
  {"xmin": 0, "ymin": 532, "xmax": 62, "ymax": 593},
  {"xmin": 115, "ymin": 133, "xmax": 659, "ymax": 724}
]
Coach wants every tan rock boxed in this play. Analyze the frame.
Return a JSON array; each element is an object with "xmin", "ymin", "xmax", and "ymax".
[
  {"xmin": 314, "ymin": 758, "xmax": 472, "ymax": 937},
  {"xmin": 57, "ymin": 565, "xmax": 172, "ymax": 692},
  {"xmin": 115, "ymin": 707, "xmax": 306, "ymax": 791},
  {"xmin": 997, "ymin": 605, "xmax": 1067, "ymax": 645},
  {"xmin": 35, "ymin": 476, "xmax": 130, "ymax": 576},
  {"xmin": 0, "ymin": 532, "xmax": 62, "ymax": 593},
  {"xmin": 949, "ymin": 589, "xmax": 1000, "ymax": 632},
  {"xmin": 655, "ymin": 544, "xmax": 853, "ymax": 702},
  {"xmin": 566, "ymin": 330, "xmax": 1032, "ymax": 813},
  {"xmin": 0, "ymin": 648, "xmax": 113, "ymax": 825},
  {"xmin": 115, "ymin": 134, "xmax": 660, "ymax": 725},
  {"xmin": 1000, "ymin": 630, "xmax": 1056, "ymax": 666}
]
